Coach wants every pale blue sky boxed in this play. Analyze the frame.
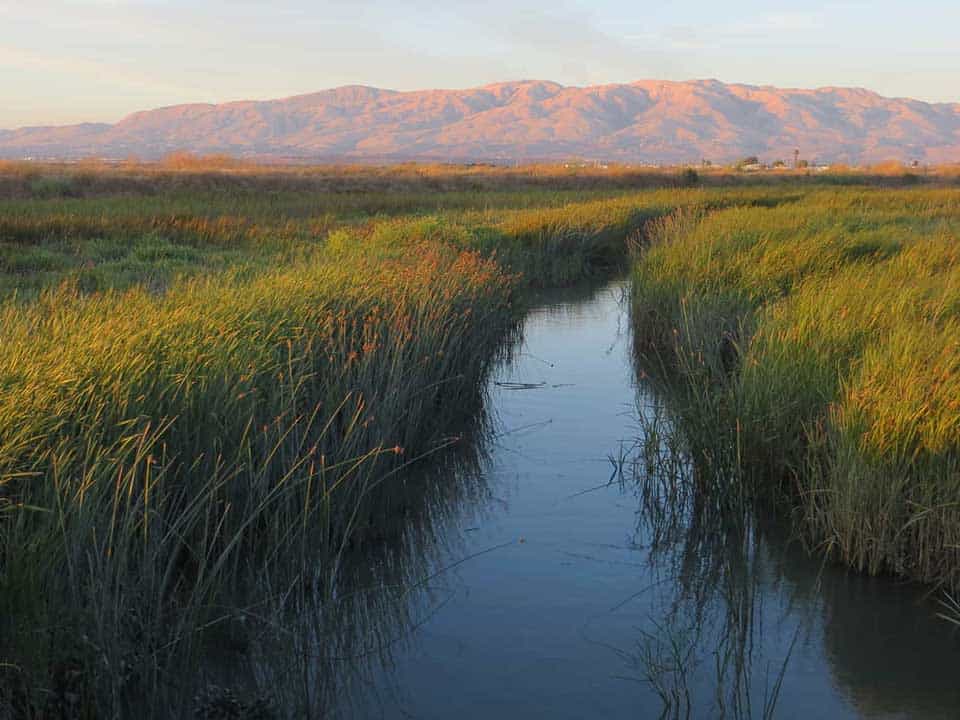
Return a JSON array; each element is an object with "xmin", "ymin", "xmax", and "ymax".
[{"xmin": 3, "ymin": 0, "xmax": 959, "ymax": 128}]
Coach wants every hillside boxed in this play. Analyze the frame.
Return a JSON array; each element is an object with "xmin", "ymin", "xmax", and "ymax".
[{"xmin": 3, "ymin": 79, "xmax": 960, "ymax": 164}]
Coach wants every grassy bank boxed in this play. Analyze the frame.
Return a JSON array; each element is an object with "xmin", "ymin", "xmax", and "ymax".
[
  {"xmin": 0, "ymin": 168, "xmax": 716, "ymax": 716},
  {"xmin": 0, "ymin": 188, "xmax": 620, "ymax": 296},
  {"xmin": 0, "ymin": 238, "xmax": 521, "ymax": 715},
  {"xmin": 632, "ymin": 188, "xmax": 960, "ymax": 592}
]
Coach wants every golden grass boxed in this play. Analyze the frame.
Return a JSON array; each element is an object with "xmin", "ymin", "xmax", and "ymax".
[{"xmin": 633, "ymin": 187, "xmax": 960, "ymax": 590}]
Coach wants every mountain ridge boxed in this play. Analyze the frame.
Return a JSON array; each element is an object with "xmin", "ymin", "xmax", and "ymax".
[{"xmin": 4, "ymin": 79, "xmax": 960, "ymax": 164}]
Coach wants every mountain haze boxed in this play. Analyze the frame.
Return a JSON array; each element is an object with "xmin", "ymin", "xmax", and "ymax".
[{"xmin": 4, "ymin": 79, "xmax": 960, "ymax": 164}]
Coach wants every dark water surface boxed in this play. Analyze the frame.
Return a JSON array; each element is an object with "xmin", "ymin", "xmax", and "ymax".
[{"xmin": 336, "ymin": 281, "xmax": 960, "ymax": 720}]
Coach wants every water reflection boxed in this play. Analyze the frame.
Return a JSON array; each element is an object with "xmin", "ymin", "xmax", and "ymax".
[
  {"xmin": 200, "ymin": 280, "xmax": 959, "ymax": 719},
  {"xmin": 622, "ymin": 366, "xmax": 960, "ymax": 717},
  {"xmin": 191, "ymin": 328, "xmax": 511, "ymax": 718},
  {"xmin": 617, "ymin": 401, "xmax": 811, "ymax": 719}
]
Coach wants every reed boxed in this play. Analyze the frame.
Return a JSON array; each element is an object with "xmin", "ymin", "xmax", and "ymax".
[
  {"xmin": 5, "ymin": 164, "xmax": 946, "ymax": 716},
  {"xmin": 3, "ymin": 170, "xmax": 718, "ymax": 715},
  {"xmin": 632, "ymin": 187, "xmax": 960, "ymax": 592},
  {"xmin": 0, "ymin": 239, "xmax": 517, "ymax": 716}
]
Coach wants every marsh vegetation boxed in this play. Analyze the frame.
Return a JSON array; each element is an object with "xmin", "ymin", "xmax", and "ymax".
[
  {"xmin": 0, "ymin": 164, "xmax": 957, "ymax": 717},
  {"xmin": 632, "ymin": 189, "xmax": 960, "ymax": 592}
]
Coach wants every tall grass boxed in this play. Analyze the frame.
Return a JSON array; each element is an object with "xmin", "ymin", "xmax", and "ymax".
[
  {"xmin": 632, "ymin": 188, "xmax": 960, "ymax": 592},
  {"xmin": 3, "ymin": 164, "xmax": 934, "ymax": 715},
  {"xmin": 3, "ymin": 172, "xmax": 728, "ymax": 715},
  {"xmin": 350, "ymin": 193, "xmax": 700, "ymax": 288},
  {"xmin": 0, "ymin": 240, "xmax": 518, "ymax": 716}
]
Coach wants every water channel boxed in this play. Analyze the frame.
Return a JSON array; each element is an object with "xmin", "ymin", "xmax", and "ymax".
[{"xmin": 321, "ymin": 279, "xmax": 960, "ymax": 719}]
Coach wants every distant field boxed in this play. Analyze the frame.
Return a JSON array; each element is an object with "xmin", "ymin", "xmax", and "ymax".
[
  {"xmin": 0, "ymin": 163, "xmax": 957, "ymax": 717},
  {"xmin": 1, "ymin": 160, "xmax": 946, "ymax": 295}
]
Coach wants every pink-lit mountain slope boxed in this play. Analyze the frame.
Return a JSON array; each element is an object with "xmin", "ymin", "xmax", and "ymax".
[{"xmin": 3, "ymin": 79, "xmax": 959, "ymax": 164}]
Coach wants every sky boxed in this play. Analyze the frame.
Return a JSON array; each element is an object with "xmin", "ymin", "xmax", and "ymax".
[{"xmin": 2, "ymin": 0, "xmax": 959, "ymax": 128}]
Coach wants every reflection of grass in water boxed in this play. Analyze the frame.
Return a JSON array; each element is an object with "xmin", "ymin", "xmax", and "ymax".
[
  {"xmin": 629, "ymin": 394, "xmax": 960, "ymax": 718},
  {"xmin": 614, "ymin": 397, "xmax": 803, "ymax": 720},
  {"xmin": 939, "ymin": 593, "xmax": 960, "ymax": 628},
  {"xmin": 201, "ymin": 418, "xmax": 502, "ymax": 719}
]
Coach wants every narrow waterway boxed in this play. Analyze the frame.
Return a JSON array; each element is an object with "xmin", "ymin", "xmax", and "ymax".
[{"xmin": 337, "ymin": 280, "xmax": 960, "ymax": 719}]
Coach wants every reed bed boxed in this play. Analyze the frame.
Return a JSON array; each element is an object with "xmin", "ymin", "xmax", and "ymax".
[
  {"xmin": 0, "ymin": 239, "xmax": 517, "ymax": 716},
  {"xmin": 1, "ymin": 164, "xmax": 924, "ymax": 716},
  {"xmin": 1, "ymin": 158, "xmax": 952, "ymax": 201},
  {"xmin": 1, "ymin": 170, "xmax": 716, "ymax": 716},
  {"xmin": 332, "ymin": 187, "xmax": 800, "ymax": 288},
  {"xmin": 350, "ymin": 192, "xmax": 695, "ymax": 288},
  {"xmin": 632, "ymin": 187, "xmax": 960, "ymax": 592}
]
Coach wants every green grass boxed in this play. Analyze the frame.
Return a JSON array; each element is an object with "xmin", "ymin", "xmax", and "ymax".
[
  {"xmin": 0, "ymin": 171, "xmax": 718, "ymax": 716},
  {"xmin": 632, "ymin": 187, "xmax": 960, "ymax": 591},
  {"xmin": 0, "ymin": 174, "xmax": 805, "ymax": 297},
  {"xmin": 0, "ymin": 239, "xmax": 520, "ymax": 715},
  {"xmin": 3, "ymin": 164, "xmax": 956, "ymax": 716},
  {"xmin": 0, "ymin": 190, "xmax": 625, "ymax": 297}
]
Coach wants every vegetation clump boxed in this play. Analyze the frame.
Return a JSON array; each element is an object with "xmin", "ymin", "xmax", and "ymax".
[{"xmin": 632, "ymin": 188, "xmax": 960, "ymax": 592}]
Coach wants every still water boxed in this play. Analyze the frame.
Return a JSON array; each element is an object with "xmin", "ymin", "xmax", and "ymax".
[{"xmin": 335, "ymin": 281, "xmax": 960, "ymax": 719}]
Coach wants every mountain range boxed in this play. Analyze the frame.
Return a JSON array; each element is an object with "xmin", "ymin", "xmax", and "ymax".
[{"xmin": 3, "ymin": 79, "xmax": 960, "ymax": 165}]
